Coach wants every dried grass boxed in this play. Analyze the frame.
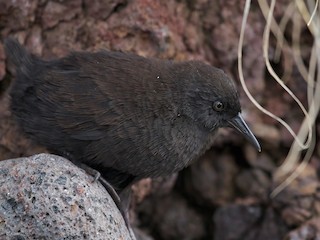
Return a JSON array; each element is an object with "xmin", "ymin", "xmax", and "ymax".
[{"xmin": 238, "ymin": 0, "xmax": 320, "ymax": 197}]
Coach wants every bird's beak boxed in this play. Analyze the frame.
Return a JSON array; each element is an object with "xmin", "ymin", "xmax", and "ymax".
[{"xmin": 227, "ymin": 113, "xmax": 261, "ymax": 152}]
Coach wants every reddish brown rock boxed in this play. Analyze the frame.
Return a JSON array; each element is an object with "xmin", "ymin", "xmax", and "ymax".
[
  {"xmin": 0, "ymin": 0, "xmax": 38, "ymax": 32},
  {"xmin": 272, "ymin": 164, "xmax": 319, "ymax": 226},
  {"xmin": 42, "ymin": 0, "xmax": 82, "ymax": 29},
  {"xmin": 213, "ymin": 203, "xmax": 262, "ymax": 240},
  {"xmin": 213, "ymin": 205, "xmax": 287, "ymax": 240},
  {"xmin": 236, "ymin": 169, "xmax": 271, "ymax": 201},
  {"xmin": 83, "ymin": 0, "xmax": 127, "ymax": 19},
  {"xmin": 0, "ymin": 1, "xmax": 319, "ymax": 239},
  {"xmin": 139, "ymin": 193, "xmax": 206, "ymax": 240},
  {"xmin": 182, "ymin": 149, "xmax": 238, "ymax": 207},
  {"xmin": 285, "ymin": 218, "xmax": 320, "ymax": 240},
  {"xmin": 25, "ymin": 26, "xmax": 43, "ymax": 56},
  {"xmin": 0, "ymin": 43, "xmax": 5, "ymax": 81},
  {"xmin": 255, "ymin": 207, "xmax": 288, "ymax": 240}
]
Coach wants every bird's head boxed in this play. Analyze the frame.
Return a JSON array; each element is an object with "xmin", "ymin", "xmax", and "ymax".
[{"xmin": 174, "ymin": 61, "xmax": 261, "ymax": 151}]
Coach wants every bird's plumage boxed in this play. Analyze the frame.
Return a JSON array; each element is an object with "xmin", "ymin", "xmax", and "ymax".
[{"xmin": 4, "ymin": 38, "xmax": 258, "ymax": 192}]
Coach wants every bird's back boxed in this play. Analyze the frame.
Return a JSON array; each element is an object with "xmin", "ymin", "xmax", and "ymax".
[
  {"xmin": 5, "ymin": 39, "xmax": 221, "ymax": 192},
  {"xmin": 5, "ymin": 39, "xmax": 198, "ymax": 189}
]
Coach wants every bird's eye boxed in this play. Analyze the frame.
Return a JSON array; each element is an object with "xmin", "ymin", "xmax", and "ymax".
[{"xmin": 213, "ymin": 101, "xmax": 224, "ymax": 111}]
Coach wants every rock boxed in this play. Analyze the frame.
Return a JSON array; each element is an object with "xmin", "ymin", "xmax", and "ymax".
[
  {"xmin": 41, "ymin": 0, "xmax": 82, "ymax": 29},
  {"xmin": 150, "ymin": 174, "xmax": 178, "ymax": 196},
  {"xmin": 213, "ymin": 203, "xmax": 262, "ymax": 240},
  {"xmin": 0, "ymin": 153, "xmax": 134, "ymax": 240},
  {"xmin": 1, "ymin": 1, "xmax": 319, "ymax": 239},
  {"xmin": 0, "ymin": 94, "xmax": 46, "ymax": 161},
  {"xmin": 138, "ymin": 193, "xmax": 206, "ymax": 240},
  {"xmin": 83, "ymin": 0, "xmax": 127, "ymax": 19},
  {"xmin": 236, "ymin": 169, "xmax": 271, "ymax": 201},
  {"xmin": 105, "ymin": 0, "xmax": 189, "ymax": 59},
  {"xmin": 0, "ymin": 0, "xmax": 38, "ymax": 31},
  {"xmin": 132, "ymin": 227, "xmax": 154, "ymax": 240},
  {"xmin": 272, "ymin": 164, "xmax": 319, "ymax": 226},
  {"xmin": 132, "ymin": 178, "xmax": 153, "ymax": 204},
  {"xmin": 25, "ymin": 26, "xmax": 43, "ymax": 56},
  {"xmin": 0, "ymin": 42, "xmax": 5, "ymax": 81},
  {"xmin": 213, "ymin": 204, "xmax": 287, "ymax": 240},
  {"xmin": 131, "ymin": 174, "xmax": 178, "ymax": 205},
  {"xmin": 281, "ymin": 207, "xmax": 313, "ymax": 226},
  {"xmin": 251, "ymin": 123, "xmax": 281, "ymax": 144},
  {"xmin": 43, "ymin": 21, "xmax": 85, "ymax": 57},
  {"xmin": 182, "ymin": 149, "xmax": 238, "ymax": 207},
  {"xmin": 255, "ymin": 207, "xmax": 288, "ymax": 240},
  {"xmin": 285, "ymin": 218, "xmax": 320, "ymax": 240},
  {"xmin": 244, "ymin": 146, "xmax": 276, "ymax": 172}
]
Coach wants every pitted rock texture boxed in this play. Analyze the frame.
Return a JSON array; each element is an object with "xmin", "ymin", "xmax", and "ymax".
[{"xmin": 0, "ymin": 153, "xmax": 132, "ymax": 240}]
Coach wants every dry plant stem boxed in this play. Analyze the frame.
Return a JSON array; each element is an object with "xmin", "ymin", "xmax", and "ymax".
[
  {"xmin": 240, "ymin": 0, "xmax": 318, "ymax": 196},
  {"xmin": 292, "ymin": 13, "xmax": 310, "ymax": 84},
  {"xmin": 274, "ymin": 2, "xmax": 295, "ymax": 62},
  {"xmin": 307, "ymin": 0, "xmax": 319, "ymax": 26},
  {"xmin": 278, "ymin": 2, "xmax": 320, "ymax": 172},
  {"xmin": 257, "ymin": 0, "xmax": 286, "ymax": 49},
  {"xmin": 262, "ymin": 0, "xmax": 313, "ymax": 150},
  {"xmin": 272, "ymin": 1, "xmax": 320, "ymax": 196},
  {"xmin": 239, "ymin": 0, "xmax": 313, "ymax": 150},
  {"xmin": 273, "ymin": 73, "xmax": 320, "ymax": 196},
  {"xmin": 296, "ymin": 0, "xmax": 318, "ymax": 35},
  {"xmin": 308, "ymin": 43, "xmax": 317, "ymax": 103},
  {"xmin": 258, "ymin": 0, "xmax": 289, "ymax": 63},
  {"xmin": 271, "ymin": 127, "xmax": 316, "ymax": 197},
  {"xmin": 260, "ymin": 0, "xmax": 294, "ymax": 82}
]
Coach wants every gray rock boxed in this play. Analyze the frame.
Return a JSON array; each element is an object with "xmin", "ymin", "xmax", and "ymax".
[{"xmin": 0, "ymin": 153, "xmax": 133, "ymax": 240}]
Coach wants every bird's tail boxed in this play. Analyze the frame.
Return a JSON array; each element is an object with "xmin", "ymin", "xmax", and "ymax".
[{"xmin": 4, "ymin": 38, "xmax": 33, "ymax": 70}]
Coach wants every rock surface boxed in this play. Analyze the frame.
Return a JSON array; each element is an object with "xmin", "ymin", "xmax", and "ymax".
[
  {"xmin": 0, "ymin": 153, "xmax": 133, "ymax": 240},
  {"xmin": 0, "ymin": 0, "xmax": 319, "ymax": 239}
]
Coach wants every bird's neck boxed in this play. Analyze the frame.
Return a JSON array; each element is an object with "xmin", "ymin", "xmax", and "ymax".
[{"xmin": 161, "ymin": 116, "xmax": 217, "ymax": 174}]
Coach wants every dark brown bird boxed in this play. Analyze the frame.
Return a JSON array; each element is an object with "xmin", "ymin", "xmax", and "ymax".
[{"xmin": 4, "ymin": 38, "xmax": 260, "ymax": 193}]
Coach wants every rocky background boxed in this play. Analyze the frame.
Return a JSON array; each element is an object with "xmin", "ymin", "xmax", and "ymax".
[{"xmin": 0, "ymin": 0, "xmax": 319, "ymax": 239}]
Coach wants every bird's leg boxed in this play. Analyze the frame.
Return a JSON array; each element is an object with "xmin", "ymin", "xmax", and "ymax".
[
  {"xmin": 80, "ymin": 164, "xmax": 121, "ymax": 202},
  {"xmin": 76, "ymin": 163, "xmax": 135, "ymax": 240},
  {"xmin": 95, "ymin": 174, "xmax": 136, "ymax": 240},
  {"xmin": 119, "ymin": 186, "xmax": 135, "ymax": 240},
  {"xmin": 76, "ymin": 163, "xmax": 121, "ymax": 204}
]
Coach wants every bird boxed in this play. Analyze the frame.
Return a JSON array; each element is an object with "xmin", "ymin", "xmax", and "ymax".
[{"xmin": 4, "ymin": 37, "xmax": 260, "ymax": 197}]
